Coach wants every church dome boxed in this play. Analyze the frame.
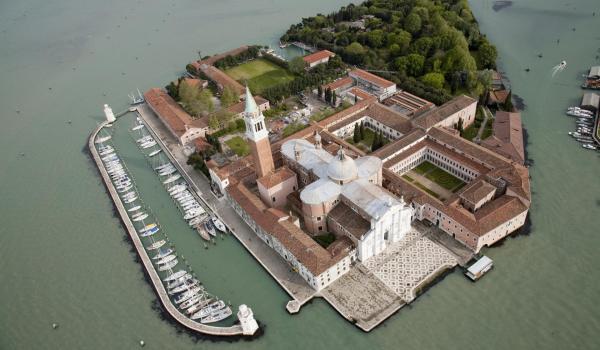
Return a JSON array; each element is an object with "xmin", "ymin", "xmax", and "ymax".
[{"xmin": 327, "ymin": 148, "xmax": 358, "ymax": 184}]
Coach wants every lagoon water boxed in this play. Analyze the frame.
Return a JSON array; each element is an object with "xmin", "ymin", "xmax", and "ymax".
[{"xmin": 1, "ymin": 0, "xmax": 599, "ymax": 349}]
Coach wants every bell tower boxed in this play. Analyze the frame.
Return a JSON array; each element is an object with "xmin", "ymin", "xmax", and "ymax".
[{"xmin": 244, "ymin": 86, "xmax": 274, "ymax": 178}]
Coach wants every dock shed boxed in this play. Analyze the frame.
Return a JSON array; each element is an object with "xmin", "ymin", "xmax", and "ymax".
[
  {"xmin": 465, "ymin": 256, "xmax": 493, "ymax": 281},
  {"xmin": 581, "ymin": 93, "xmax": 599, "ymax": 113},
  {"xmin": 588, "ymin": 66, "xmax": 600, "ymax": 80}
]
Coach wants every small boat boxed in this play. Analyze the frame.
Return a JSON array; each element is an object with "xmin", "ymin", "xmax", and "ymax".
[
  {"xmin": 95, "ymin": 135, "xmax": 112, "ymax": 144},
  {"xmin": 141, "ymin": 141, "xmax": 157, "ymax": 149},
  {"xmin": 132, "ymin": 213, "xmax": 148, "ymax": 222},
  {"xmin": 204, "ymin": 221, "xmax": 216, "ymax": 237},
  {"xmin": 159, "ymin": 168, "xmax": 177, "ymax": 176},
  {"xmin": 156, "ymin": 254, "xmax": 177, "ymax": 265},
  {"xmin": 158, "ymin": 259, "xmax": 178, "ymax": 271},
  {"xmin": 185, "ymin": 299, "xmax": 211, "ymax": 315},
  {"xmin": 200, "ymin": 306, "xmax": 232, "ymax": 324},
  {"xmin": 188, "ymin": 217, "xmax": 202, "ymax": 226},
  {"xmin": 163, "ymin": 174, "xmax": 181, "ymax": 184},
  {"xmin": 167, "ymin": 274, "xmax": 192, "ymax": 289},
  {"xmin": 147, "ymin": 240, "xmax": 166, "ymax": 250},
  {"xmin": 180, "ymin": 295, "xmax": 205, "ymax": 310},
  {"xmin": 211, "ymin": 217, "xmax": 226, "ymax": 232},
  {"xmin": 170, "ymin": 187, "xmax": 187, "ymax": 196},
  {"xmin": 132, "ymin": 124, "xmax": 144, "ymax": 131},
  {"xmin": 196, "ymin": 225, "xmax": 211, "ymax": 241},
  {"xmin": 174, "ymin": 287, "xmax": 202, "ymax": 304},
  {"xmin": 583, "ymin": 144, "xmax": 598, "ymax": 150},
  {"xmin": 169, "ymin": 280, "xmax": 200, "ymax": 295},
  {"xmin": 128, "ymin": 205, "xmax": 142, "ymax": 212},
  {"xmin": 117, "ymin": 185, "xmax": 133, "ymax": 193},
  {"xmin": 152, "ymin": 248, "xmax": 174, "ymax": 260},
  {"xmin": 137, "ymin": 136, "xmax": 152, "ymax": 143},
  {"xmin": 184, "ymin": 210, "xmax": 202, "ymax": 220},
  {"xmin": 138, "ymin": 223, "xmax": 157, "ymax": 234},
  {"xmin": 131, "ymin": 211, "xmax": 146, "ymax": 219},
  {"xmin": 163, "ymin": 270, "xmax": 187, "ymax": 282},
  {"xmin": 148, "ymin": 149, "xmax": 161, "ymax": 157},
  {"xmin": 124, "ymin": 196, "xmax": 138, "ymax": 204},
  {"xmin": 140, "ymin": 227, "xmax": 159, "ymax": 237},
  {"xmin": 155, "ymin": 163, "xmax": 172, "ymax": 171}
]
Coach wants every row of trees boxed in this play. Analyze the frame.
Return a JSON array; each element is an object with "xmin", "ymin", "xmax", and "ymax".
[
  {"xmin": 213, "ymin": 46, "xmax": 261, "ymax": 70},
  {"xmin": 318, "ymin": 86, "xmax": 338, "ymax": 106}
]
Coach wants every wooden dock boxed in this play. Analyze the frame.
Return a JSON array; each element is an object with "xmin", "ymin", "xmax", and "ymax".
[{"xmin": 88, "ymin": 121, "xmax": 247, "ymax": 337}]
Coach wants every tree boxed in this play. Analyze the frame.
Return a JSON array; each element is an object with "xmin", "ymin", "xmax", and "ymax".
[
  {"xmin": 344, "ymin": 42, "xmax": 366, "ymax": 64},
  {"xmin": 198, "ymin": 89, "xmax": 214, "ymax": 113},
  {"xmin": 359, "ymin": 121, "xmax": 365, "ymax": 140},
  {"xmin": 353, "ymin": 123, "xmax": 360, "ymax": 143},
  {"xmin": 442, "ymin": 47, "xmax": 477, "ymax": 73},
  {"xmin": 504, "ymin": 90, "xmax": 514, "ymax": 112},
  {"xmin": 420, "ymin": 72, "xmax": 445, "ymax": 89},
  {"xmin": 404, "ymin": 13, "xmax": 422, "ymax": 34},
  {"xmin": 220, "ymin": 86, "xmax": 238, "ymax": 108},
  {"xmin": 456, "ymin": 118, "xmax": 464, "ymax": 135},
  {"xmin": 477, "ymin": 39, "xmax": 498, "ymax": 69},
  {"xmin": 325, "ymin": 87, "xmax": 331, "ymax": 103},
  {"xmin": 317, "ymin": 85, "xmax": 323, "ymax": 99},
  {"xmin": 405, "ymin": 53, "xmax": 425, "ymax": 76},
  {"xmin": 332, "ymin": 91, "xmax": 337, "ymax": 106},
  {"xmin": 165, "ymin": 81, "xmax": 179, "ymax": 100},
  {"xmin": 208, "ymin": 115, "xmax": 220, "ymax": 130},
  {"xmin": 289, "ymin": 56, "xmax": 307, "ymax": 74}
]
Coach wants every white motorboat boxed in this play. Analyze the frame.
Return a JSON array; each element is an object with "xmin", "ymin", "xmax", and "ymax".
[
  {"xmin": 148, "ymin": 149, "xmax": 161, "ymax": 157},
  {"xmin": 128, "ymin": 205, "xmax": 142, "ymax": 212},
  {"xmin": 155, "ymin": 163, "xmax": 172, "ymax": 171},
  {"xmin": 147, "ymin": 240, "xmax": 166, "ymax": 250},
  {"xmin": 180, "ymin": 295, "xmax": 206, "ymax": 310},
  {"xmin": 188, "ymin": 217, "xmax": 202, "ymax": 226},
  {"xmin": 211, "ymin": 217, "xmax": 226, "ymax": 232},
  {"xmin": 159, "ymin": 168, "xmax": 177, "ymax": 176},
  {"xmin": 169, "ymin": 187, "xmax": 187, "ymax": 196},
  {"xmin": 583, "ymin": 144, "xmax": 598, "ymax": 150},
  {"xmin": 158, "ymin": 259, "xmax": 178, "ymax": 271},
  {"xmin": 163, "ymin": 174, "xmax": 181, "ymax": 184},
  {"xmin": 137, "ymin": 135, "xmax": 152, "ymax": 143},
  {"xmin": 124, "ymin": 196, "xmax": 138, "ymax": 204},
  {"xmin": 156, "ymin": 254, "xmax": 177, "ymax": 265},
  {"xmin": 132, "ymin": 213, "xmax": 148, "ymax": 221},
  {"xmin": 183, "ymin": 211, "xmax": 202, "ymax": 220},
  {"xmin": 174, "ymin": 287, "xmax": 202, "ymax": 304},
  {"xmin": 164, "ymin": 270, "xmax": 188, "ymax": 282},
  {"xmin": 131, "ymin": 211, "xmax": 146, "ymax": 219},
  {"xmin": 141, "ymin": 141, "xmax": 157, "ymax": 149},
  {"xmin": 169, "ymin": 280, "xmax": 200, "ymax": 295},
  {"xmin": 192, "ymin": 300, "xmax": 226, "ymax": 320},
  {"xmin": 132, "ymin": 124, "xmax": 144, "ymax": 131},
  {"xmin": 200, "ymin": 306, "xmax": 232, "ymax": 324},
  {"xmin": 167, "ymin": 274, "xmax": 192, "ymax": 289},
  {"xmin": 117, "ymin": 185, "xmax": 133, "ymax": 193},
  {"xmin": 185, "ymin": 298, "xmax": 212, "ymax": 314},
  {"xmin": 152, "ymin": 248, "xmax": 174, "ymax": 260},
  {"xmin": 95, "ymin": 135, "xmax": 112, "ymax": 144}
]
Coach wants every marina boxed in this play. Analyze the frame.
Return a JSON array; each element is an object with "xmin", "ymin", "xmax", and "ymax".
[{"xmin": 89, "ymin": 118, "xmax": 258, "ymax": 337}]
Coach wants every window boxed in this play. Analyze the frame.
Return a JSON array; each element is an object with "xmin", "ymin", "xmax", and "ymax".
[
  {"xmin": 272, "ymin": 197, "xmax": 276, "ymax": 202},
  {"xmin": 318, "ymin": 226, "xmax": 322, "ymax": 231},
  {"xmin": 317, "ymin": 217, "xmax": 321, "ymax": 221}
]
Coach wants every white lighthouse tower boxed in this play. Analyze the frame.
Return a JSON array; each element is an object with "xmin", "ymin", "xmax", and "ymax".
[
  {"xmin": 237, "ymin": 304, "xmax": 259, "ymax": 335},
  {"xmin": 103, "ymin": 104, "xmax": 116, "ymax": 123}
]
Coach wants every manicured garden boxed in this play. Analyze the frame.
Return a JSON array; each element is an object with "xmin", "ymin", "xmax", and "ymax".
[
  {"xmin": 225, "ymin": 136, "xmax": 250, "ymax": 157},
  {"xmin": 224, "ymin": 58, "xmax": 295, "ymax": 94},
  {"xmin": 410, "ymin": 161, "xmax": 466, "ymax": 193}
]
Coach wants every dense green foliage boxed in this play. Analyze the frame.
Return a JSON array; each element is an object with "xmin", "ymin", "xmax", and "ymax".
[
  {"xmin": 178, "ymin": 80, "xmax": 214, "ymax": 116},
  {"xmin": 282, "ymin": 0, "xmax": 497, "ymax": 103}
]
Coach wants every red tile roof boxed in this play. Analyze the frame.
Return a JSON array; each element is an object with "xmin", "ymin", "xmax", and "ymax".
[
  {"xmin": 349, "ymin": 69, "xmax": 395, "ymax": 88},
  {"xmin": 481, "ymin": 111, "xmax": 525, "ymax": 164},
  {"xmin": 144, "ymin": 88, "xmax": 207, "ymax": 138},
  {"xmin": 322, "ymin": 77, "xmax": 354, "ymax": 92},
  {"xmin": 412, "ymin": 95, "xmax": 477, "ymax": 130},
  {"xmin": 302, "ymin": 50, "xmax": 335, "ymax": 64},
  {"xmin": 257, "ymin": 167, "xmax": 296, "ymax": 189},
  {"xmin": 199, "ymin": 65, "xmax": 245, "ymax": 96}
]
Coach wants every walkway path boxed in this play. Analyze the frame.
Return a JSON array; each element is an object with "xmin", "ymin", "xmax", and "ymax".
[
  {"xmin": 405, "ymin": 170, "xmax": 453, "ymax": 200},
  {"xmin": 89, "ymin": 121, "xmax": 246, "ymax": 337},
  {"xmin": 474, "ymin": 107, "xmax": 492, "ymax": 144},
  {"xmin": 136, "ymin": 104, "xmax": 317, "ymax": 311}
]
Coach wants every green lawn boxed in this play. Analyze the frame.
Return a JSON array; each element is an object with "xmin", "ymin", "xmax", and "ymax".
[
  {"xmin": 413, "ymin": 182, "xmax": 441, "ymax": 199},
  {"xmin": 282, "ymin": 122, "xmax": 308, "ymax": 137},
  {"xmin": 424, "ymin": 167, "xmax": 465, "ymax": 191},
  {"xmin": 224, "ymin": 58, "xmax": 295, "ymax": 94},
  {"xmin": 413, "ymin": 161, "xmax": 437, "ymax": 175},
  {"xmin": 402, "ymin": 174, "xmax": 414, "ymax": 182},
  {"xmin": 225, "ymin": 136, "xmax": 250, "ymax": 157}
]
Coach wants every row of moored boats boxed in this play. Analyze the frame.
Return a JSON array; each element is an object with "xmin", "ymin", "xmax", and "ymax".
[
  {"xmin": 95, "ymin": 122, "xmax": 232, "ymax": 324},
  {"xmin": 566, "ymin": 107, "xmax": 598, "ymax": 150}
]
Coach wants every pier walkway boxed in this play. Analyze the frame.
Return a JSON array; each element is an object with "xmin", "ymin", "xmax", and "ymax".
[
  {"xmin": 89, "ymin": 121, "xmax": 246, "ymax": 337},
  {"xmin": 136, "ymin": 104, "xmax": 317, "ymax": 311}
]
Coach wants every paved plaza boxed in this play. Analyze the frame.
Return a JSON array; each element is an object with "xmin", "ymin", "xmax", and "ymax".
[{"xmin": 363, "ymin": 229, "xmax": 458, "ymax": 302}]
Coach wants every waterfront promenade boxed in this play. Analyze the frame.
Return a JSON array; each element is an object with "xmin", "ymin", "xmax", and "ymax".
[
  {"xmin": 88, "ymin": 121, "xmax": 247, "ymax": 337},
  {"xmin": 136, "ymin": 104, "xmax": 318, "ymax": 311}
]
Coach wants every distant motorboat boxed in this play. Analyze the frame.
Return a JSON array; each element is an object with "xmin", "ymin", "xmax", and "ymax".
[
  {"xmin": 124, "ymin": 196, "xmax": 138, "ymax": 204},
  {"xmin": 128, "ymin": 205, "xmax": 142, "ymax": 212},
  {"xmin": 138, "ymin": 223, "xmax": 157, "ymax": 234},
  {"xmin": 156, "ymin": 254, "xmax": 177, "ymax": 265},
  {"xmin": 132, "ymin": 213, "xmax": 148, "ymax": 221},
  {"xmin": 132, "ymin": 124, "xmax": 144, "ymax": 131},
  {"xmin": 148, "ymin": 149, "xmax": 161, "ymax": 157},
  {"xmin": 163, "ymin": 270, "xmax": 187, "ymax": 282},
  {"xmin": 204, "ymin": 220, "xmax": 216, "ymax": 237},
  {"xmin": 140, "ymin": 226, "xmax": 159, "ymax": 237},
  {"xmin": 167, "ymin": 274, "xmax": 192, "ymax": 289},
  {"xmin": 174, "ymin": 287, "xmax": 202, "ymax": 304},
  {"xmin": 152, "ymin": 248, "xmax": 174, "ymax": 260},
  {"xmin": 169, "ymin": 280, "xmax": 200, "ymax": 295},
  {"xmin": 200, "ymin": 306, "xmax": 232, "ymax": 324},
  {"xmin": 141, "ymin": 141, "xmax": 157, "ymax": 149}
]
